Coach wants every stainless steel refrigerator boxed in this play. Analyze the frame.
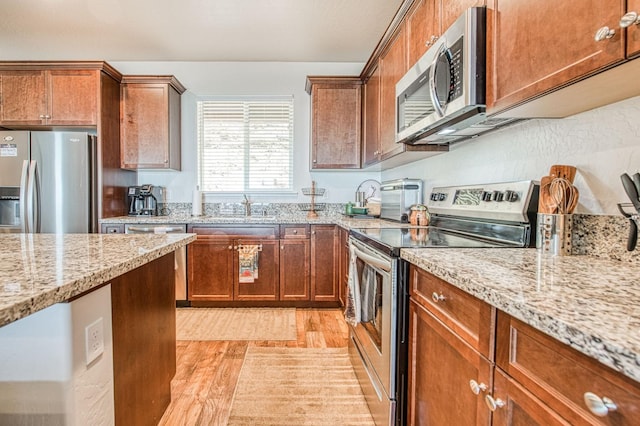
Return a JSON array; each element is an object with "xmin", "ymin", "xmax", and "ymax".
[{"xmin": 0, "ymin": 131, "xmax": 98, "ymax": 233}]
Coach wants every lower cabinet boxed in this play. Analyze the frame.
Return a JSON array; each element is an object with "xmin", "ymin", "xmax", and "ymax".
[
  {"xmin": 408, "ymin": 264, "xmax": 640, "ymax": 426},
  {"xmin": 187, "ymin": 224, "xmax": 340, "ymax": 306},
  {"xmin": 311, "ymin": 224, "xmax": 339, "ymax": 302},
  {"xmin": 187, "ymin": 225, "xmax": 279, "ymax": 302}
]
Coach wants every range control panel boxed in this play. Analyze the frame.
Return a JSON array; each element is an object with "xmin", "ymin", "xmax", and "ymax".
[{"xmin": 427, "ymin": 180, "xmax": 539, "ymax": 223}]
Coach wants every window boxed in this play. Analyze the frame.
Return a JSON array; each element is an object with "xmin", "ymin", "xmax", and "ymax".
[{"xmin": 197, "ymin": 97, "xmax": 294, "ymax": 193}]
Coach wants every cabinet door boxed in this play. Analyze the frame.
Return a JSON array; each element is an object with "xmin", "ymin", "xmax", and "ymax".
[
  {"xmin": 628, "ymin": 0, "xmax": 640, "ymax": 58},
  {"xmin": 310, "ymin": 81, "xmax": 362, "ymax": 169},
  {"xmin": 407, "ymin": 299, "xmax": 492, "ymax": 426},
  {"xmin": 0, "ymin": 70, "xmax": 46, "ymax": 125},
  {"xmin": 235, "ymin": 239, "xmax": 279, "ymax": 301},
  {"xmin": 310, "ymin": 225, "xmax": 339, "ymax": 302},
  {"xmin": 279, "ymin": 239, "xmax": 310, "ymax": 301},
  {"xmin": 491, "ymin": 369, "xmax": 572, "ymax": 426},
  {"xmin": 121, "ymin": 83, "xmax": 170, "ymax": 169},
  {"xmin": 441, "ymin": 0, "xmax": 485, "ymax": 35},
  {"xmin": 362, "ymin": 65, "xmax": 381, "ymax": 167},
  {"xmin": 486, "ymin": 0, "xmax": 625, "ymax": 114},
  {"xmin": 47, "ymin": 69, "xmax": 98, "ymax": 125},
  {"xmin": 379, "ymin": 25, "xmax": 407, "ymax": 160},
  {"xmin": 187, "ymin": 236, "xmax": 234, "ymax": 301},
  {"xmin": 406, "ymin": 0, "xmax": 440, "ymax": 67}
]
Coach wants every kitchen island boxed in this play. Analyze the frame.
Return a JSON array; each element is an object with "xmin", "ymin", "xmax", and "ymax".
[{"xmin": 0, "ymin": 233, "xmax": 195, "ymax": 426}]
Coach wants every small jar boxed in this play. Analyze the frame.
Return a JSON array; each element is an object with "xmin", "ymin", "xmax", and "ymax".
[
  {"xmin": 409, "ymin": 204, "xmax": 430, "ymax": 226},
  {"xmin": 345, "ymin": 202, "xmax": 354, "ymax": 215}
]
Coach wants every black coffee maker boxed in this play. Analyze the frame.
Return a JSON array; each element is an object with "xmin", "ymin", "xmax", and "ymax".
[{"xmin": 127, "ymin": 184, "xmax": 158, "ymax": 216}]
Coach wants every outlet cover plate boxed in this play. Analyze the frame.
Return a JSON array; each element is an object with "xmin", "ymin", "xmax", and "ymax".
[{"xmin": 85, "ymin": 317, "xmax": 104, "ymax": 366}]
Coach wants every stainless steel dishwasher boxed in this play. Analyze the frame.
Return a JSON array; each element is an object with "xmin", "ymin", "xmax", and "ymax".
[{"xmin": 125, "ymin": 224, "xmax": 188, "ymax": 306}]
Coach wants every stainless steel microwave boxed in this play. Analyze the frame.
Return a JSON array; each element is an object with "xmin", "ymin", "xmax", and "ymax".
[{"xmin": 395, "ymin": 7, "xmax": 514, "ymax": 145}]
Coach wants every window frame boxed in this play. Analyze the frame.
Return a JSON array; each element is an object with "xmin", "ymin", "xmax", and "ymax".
[{"xmin": 196, "ymin": 95, "xmax": 296, "ymax": 195}]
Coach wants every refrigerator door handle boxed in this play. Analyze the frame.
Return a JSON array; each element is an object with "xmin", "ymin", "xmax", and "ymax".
[
  {"xmin": 26, "ymin": 160, "xmax": 40, "ymax": 233},
  {"xmin": 19, "ymin": 160, "xmax": 29, "ymax": 233}
]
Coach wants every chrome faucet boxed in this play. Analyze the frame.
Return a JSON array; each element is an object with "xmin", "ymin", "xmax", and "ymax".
[{"xmin": 242, "ymin": 194, "xmax": 251, "ymax": 216}]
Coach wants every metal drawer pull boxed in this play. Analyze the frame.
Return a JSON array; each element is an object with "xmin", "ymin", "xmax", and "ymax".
[
  {"xmin": 620, "ymin": 11, "xmax": 640, "ymax": 28},
  {"xmin": 583, "ymin": 392, "xmax": 618, "ymax": 417},
  {"xmin": 594, "ymin": 26, "xmax": 615, "ymax": 41},
  {"xmin": 431, "ymin": 292, "xmax": 446, "ymax": 303},
  {"xmin": 485, "ymin": 395, "xmax": 505, "ymax": 411},
  {"xmin": 469, "ymin": 380, "xmax": 488, "ymax": 395}
]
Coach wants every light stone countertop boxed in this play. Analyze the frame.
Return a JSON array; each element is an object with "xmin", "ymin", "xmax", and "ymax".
[
  {"xmin": 402, "ymin": 248, "xmax": 640, "ymax": 383},
  {"xmin": 0, "ymin": 233, "xmax": 196, "ymax": 328}
]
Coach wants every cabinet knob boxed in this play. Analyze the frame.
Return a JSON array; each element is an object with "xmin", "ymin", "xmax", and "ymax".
[
  {"xmin": 313, "ymin": 159, "xmax": 317, "ymax": 163},
  {"xmin": 620, "ymin": 11, "xmax": 640, "ymax": 28},
  {"xmin": 484, "ymin": 395, "xmax": 505, "ymax": 412},
  {"xmin": 425, "ymin": 35, "xmax": 439, "ymax": 46},
  {"xmin": 281, "ymin": 245, "xmax": 284, "ymax": 250},
  {"xmin": 230, "ymin": 245, "xmax": 235, "ymax": 250},
  {"xmin": 594, "ymin": 26, "xmax": 616, "ymax": 41},
  {"xmin": 431, "ymin": 292, "xmax": 446, "ymax": 303},
  {"xmin": 39, "ymin": 114, "xmax": 46, "ymax": 119},
  {"xmin": 469, "ymin": 380, "xmax": 488, "ymax": 395},
  {"xmin": 293, "ymin": 230, "xmax": 297, "ymax": 234},
  {"xmin": 583, "ymin": 392, "xmax": 617, "ymax": 417}
]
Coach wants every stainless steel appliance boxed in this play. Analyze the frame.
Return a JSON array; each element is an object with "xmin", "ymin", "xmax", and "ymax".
[
  {"xmin": 125, "ymin": 224, "xmax": 188, "ymax": 305},
  {"xmin": 0, "ymin": 131, "xmax": 98, "ymax": 233},
  {"xmin": 128, "ymin": 184, "xmax": 161, "ymax": 216},
  {"xmin": 347, "ymin": 180, "xmax": 539, "ymax": 426},
  {"xmin": 395, "ymin": 7, "xmax": 517, "ymax": 145},
  {"xmin": 380, "ymin": 179, "xmax": 423, "ymax": 222}
]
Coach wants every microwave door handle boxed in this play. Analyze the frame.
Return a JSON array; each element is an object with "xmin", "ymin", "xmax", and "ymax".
[
  {"xmin": 429, "ymin": 43, "xmax": 447, "ymax": 118},
  {"xmin": 19, "ymin": 160, "xmax": 29, "ymax": 232}
]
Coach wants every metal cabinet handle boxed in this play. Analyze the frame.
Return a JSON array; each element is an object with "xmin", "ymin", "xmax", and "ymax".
[
  {"xmin": 485, "ymin": 395, "xmax": 505, "ymax": 411},
  {"xmin": 39, "ymin": 114, "xmax": 46, "ymax": 119},
  {"xmin": 281, "ymin": 245, "xmax": 284, "ymax": 250},
  {"xmin": 584, "ymin": 392, "xmax": 618, "ymax": 417},
  {"xmin": 620, "ymin": 11, "xmax": 640, "ymax": 28},
  {"xmin": 594, "ymin": 26, "xmax": 616, "ymax": 41},
  {"xmin": 469, "ymin": 380, "xmax": 488, "ymax": 395},
  {"xmin": 431, "ymin": 292, "xmax": 446, "ymax": 303},
  {"xmin": 228, "ymin": 245, "xmax": 233, "ymax": 250},
  {"xmin": 425, "ymin": 35, "xmax": 439, "ymax": 46}
]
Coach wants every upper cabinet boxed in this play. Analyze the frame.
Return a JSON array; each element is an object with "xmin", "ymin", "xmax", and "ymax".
[
  {"xmin": 0, "ymin": 69, "xmax": 98, "ymax": 126},
  {"xmin": 362, "ymin": 65, "xmax": 381, "ymax": 167},
  {"xmin": 406, "ymin": 0, "xmax": 441, "ymax": 67},
  {"xmin": 486, "ymin": 0, "xmax": 629, "ymax": 115},
  {"xmin": 120, "ymin": 75, "xmax": 185, "ymax": 171},
  {"xmin": 625, "ymin": 0, "xmax": 640, "ymax": 57},
  {"xmin": 306, "ymin": 76, "xmax": 362, "ymax": 169}
]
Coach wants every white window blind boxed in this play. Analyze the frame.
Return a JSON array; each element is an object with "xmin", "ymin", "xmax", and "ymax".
[{"xmin": 197, "ymin": 97, "xmax": 294, "ymax": 192}]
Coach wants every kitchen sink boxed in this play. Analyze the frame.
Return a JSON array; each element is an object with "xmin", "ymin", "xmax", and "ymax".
[{"xmin": 204, "ymin": 215, "xmax": 277, "ymax": 221}]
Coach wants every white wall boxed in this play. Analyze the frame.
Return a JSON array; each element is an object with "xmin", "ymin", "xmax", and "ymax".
[
  {"xmin": 383, "ymin": 95, "xmax": 640, "ymax": 215},
  {"xmin": 110, "ymin": 61, "xmax": 380, "ymax": 204}
]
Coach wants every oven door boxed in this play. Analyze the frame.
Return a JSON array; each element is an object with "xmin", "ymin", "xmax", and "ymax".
[{"xmin": 348, "ymin": 238, "xmax": 398, "ymax": 423}]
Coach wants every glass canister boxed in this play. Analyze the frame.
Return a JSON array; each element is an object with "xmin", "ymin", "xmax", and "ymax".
[{"xmin": 409, "ymin": 204, "xmax": 430, "ymax": 226}]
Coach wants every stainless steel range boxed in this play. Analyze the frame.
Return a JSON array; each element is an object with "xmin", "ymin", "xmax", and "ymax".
[{"xmin": 346, "ymin": 180, "xmax": 539, "ymax": 426}]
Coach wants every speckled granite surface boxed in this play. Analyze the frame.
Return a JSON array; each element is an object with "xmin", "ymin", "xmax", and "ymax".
[
  {"xmin": 402, "ymin": 248, "xmax": 640, "ymax": 383},
  {"xmin": 0, "ymin": 233, "xmax": 196, "ymax": 328}
]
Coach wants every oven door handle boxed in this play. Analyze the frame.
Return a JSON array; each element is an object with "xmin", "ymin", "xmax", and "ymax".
[{"xmin": 352, "ymin": 245, "xmax": 392, "ymax": 272}]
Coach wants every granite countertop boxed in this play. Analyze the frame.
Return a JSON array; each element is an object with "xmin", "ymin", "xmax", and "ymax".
[
  {"xmin": 402, "ymin": 248, "xmax": 640, "ymax": 383},
  {"xmin": 99, "ymin": 214, "xmax": 406, "ymax": 229},
  {"xmin": 0, "ymin": 233, "xmax": 196, "ymax": 328}
]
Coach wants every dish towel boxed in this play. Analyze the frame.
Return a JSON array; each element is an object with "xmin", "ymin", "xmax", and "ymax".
[
  {"xmin": 360, "ymin": 265, "xmax": 377, "ymax": 323},
  {"xmin": 238, "ymin": 244, "xmax": 260, "ymax": 283},
  {"xmin": 344, "ymin": 245, "xmax": 361, "ymax": 326}
]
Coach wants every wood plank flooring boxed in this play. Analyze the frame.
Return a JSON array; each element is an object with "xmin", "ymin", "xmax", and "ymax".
[{"xmin": 158, "ymin": 308, "xmax": 350, "ymax": 425}]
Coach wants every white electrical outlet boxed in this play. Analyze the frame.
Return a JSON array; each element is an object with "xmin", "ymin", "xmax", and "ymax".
[{"xmin": 85, "ymin": 317, "xmax": 104, "ymax": 366}]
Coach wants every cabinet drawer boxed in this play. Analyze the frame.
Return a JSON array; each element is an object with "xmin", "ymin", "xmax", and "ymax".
[
  {"xmin": 409, "ymin": 265, "xmax": 495, "ymax": 359},
  {"xmin": 280, "ymin": 224, "xmax": 309, "ymax": 239},
  {"xmin": 497, "ymin": 312, "xmax": 640, "ymax": 425},
  {"xmin": 188, "ymin": 225, "xmax": 278, "ymax": 239}
]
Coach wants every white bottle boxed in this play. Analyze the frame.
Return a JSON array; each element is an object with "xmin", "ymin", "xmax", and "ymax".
[{"xmin": 192, "ymin": 187, "xmax": 203, "ymax": 216}]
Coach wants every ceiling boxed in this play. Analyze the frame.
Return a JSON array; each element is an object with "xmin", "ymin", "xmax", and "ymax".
[{"xmin": 1, "ymin": 0, "xmax": 404, "ymax": 62}]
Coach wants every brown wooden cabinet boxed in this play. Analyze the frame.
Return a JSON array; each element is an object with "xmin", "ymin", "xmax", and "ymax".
[
  {"xmin": 486, "ymin": 0, "xmax": 626, "ymax": 114},
  {"xmin": 628, "ymin": 0, "xmax": 640, "ymax": 58},
  {"xmin": 362, "ymin": 65, "xmax": 381, "ymax": 167},
  {"xmin": 496, "ymin": 312, "xmax": 640, "ymax": 425},
  {"xmin": 0, "ymin": 69, "xmax": 98, "ymax": 126},
  {"xmin": 279, "ymin": 225, "xmax": 311, "ymax": 301},
  {"xmin": 306, "ymin": 76, "xmax": 362, "ymax": 169},
  {"xmin": 120, "ymin": 75, "xmax": 185, "ymax": 170},
  {"xmin": 187, "ymin": 225, "xmax": 279, "ymax": 303},
  {"xmin": 408, "ymin": 298, "xmax": 493, "ymax": 425},
  {"xmin": 310, "ymin": 224, "xmax": 340, "ymax": 302},
  {"xmin": 406, "ymin": 0, "xmax": 441, "ymax": 67}
]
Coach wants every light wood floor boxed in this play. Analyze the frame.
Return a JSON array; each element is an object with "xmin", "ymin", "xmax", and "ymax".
[{"xmin": 158, "ymin": 308, "xmax": 350, "ymax": 426}]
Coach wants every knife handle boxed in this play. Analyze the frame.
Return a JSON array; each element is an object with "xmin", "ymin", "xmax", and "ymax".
[
  {"xmin": 621, "ymin": 173, "xmax": 640, "ymax": 211},
  {"xmin": 628, "ymin": 218, "xmax": 638, "ymax": 251},
  {"xmin": 633, "ymin": 173, "xmax": 640, "ymax": 195}
]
